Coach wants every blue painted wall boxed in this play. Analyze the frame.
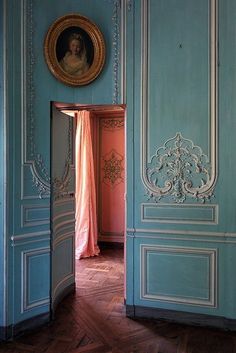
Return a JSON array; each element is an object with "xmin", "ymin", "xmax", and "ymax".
[
  {"xmin": 0, "ymin": 0, "xmax": 5, "ymax": 327},
  {"xmin": 126, "ymin": 0, "xmax": 236, "ymax": 323},
  {"xmin": 3, "ymin": 0, "xmax": 122, "ymax": 328},
  {"xmin": 2, "ymin": 0, "xmax": 236, "ymax": 332}
]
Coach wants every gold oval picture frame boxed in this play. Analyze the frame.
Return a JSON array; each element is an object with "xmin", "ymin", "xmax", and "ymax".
[{"xmin": 44, "ymin": 14, "xmax": 105, "ymax": 86}]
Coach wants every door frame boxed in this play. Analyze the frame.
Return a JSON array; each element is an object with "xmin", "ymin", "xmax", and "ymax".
[{"xmin": 52, "ymin": 102, "xmax": 127, "ymax": 308}]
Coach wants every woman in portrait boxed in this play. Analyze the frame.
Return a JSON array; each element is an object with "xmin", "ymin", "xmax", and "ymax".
[{"xmin": 59, "ymin": 33, "xmax": 89, "ymax": 76}]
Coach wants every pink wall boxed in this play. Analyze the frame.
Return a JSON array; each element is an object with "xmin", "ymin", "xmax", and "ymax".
[{"xmin": 98, "ymin": 116, "xmax": 125, "ymax": 243}]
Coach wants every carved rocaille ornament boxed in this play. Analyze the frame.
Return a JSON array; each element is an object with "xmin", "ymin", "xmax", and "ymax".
[
  {"xmin": 146, "ymin": 133, "xmax": 213, "ymax": 203},
  {"xmin": 101, "ymin": 119, "xmax": 124, "ymax": 131},
  {"xmin": 102, "ymin": 149, "xmax": 124, "ymax": 187},
  {"xmin": 26, "ymin": 0, "xmax": 119, "ymax": 197}
]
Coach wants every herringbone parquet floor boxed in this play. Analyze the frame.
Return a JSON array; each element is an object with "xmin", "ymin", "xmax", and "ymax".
[{"xmin": 0, "ymin": 248, "xmax": 236, "ymax": 352}]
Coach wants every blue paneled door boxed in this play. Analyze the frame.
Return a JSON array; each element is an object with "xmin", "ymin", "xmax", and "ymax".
[{"xmin": 50, "ymin": 105, "xmax": 76, "ymax": 313}]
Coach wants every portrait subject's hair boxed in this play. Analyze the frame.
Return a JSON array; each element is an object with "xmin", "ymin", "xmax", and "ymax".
[{"xmin": 68, "ymin": 33, "xmax": 86, "ymax": 53}]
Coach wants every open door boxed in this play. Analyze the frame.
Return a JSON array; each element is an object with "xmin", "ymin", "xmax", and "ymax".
[{"xmin": 50, "ymin": 104, "xmax": 75, "ymax": 314}]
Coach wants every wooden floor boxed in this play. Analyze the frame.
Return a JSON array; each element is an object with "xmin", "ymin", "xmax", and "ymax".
[{"xmin": 1, "ymin": 248, "xmax": 236, "ymax": 352}]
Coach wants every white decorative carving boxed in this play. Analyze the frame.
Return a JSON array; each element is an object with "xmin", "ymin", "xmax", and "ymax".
[
  {"xmin": 112, "ymin": 0, "xmax": 121, "ymax": 104},
  {"xmin": 23, "ymin": 0, "xmax": 50, "ymax": 197},
  {"xmin": 52, "ymin": 165, "xmax": 71, "ymax": 201},
  {"xmin": 141, "ymin": 0, "xmax": 218, "ymax": 203},
  {"xmin": 146, "ymin": 133, "xmax": 212, "ymax": 203},
  {"xmin": 26, "ymin": 0, "xmax": 121, "ymax": 196},
  {"xmin": 127, "ymin": 0, "xmax": 132, "ymax": 11}
]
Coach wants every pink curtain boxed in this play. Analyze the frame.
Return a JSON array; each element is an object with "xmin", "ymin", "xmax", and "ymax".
[{"xmin": 75, "ymin": 110, "xmax": 100, "ymax": 259}]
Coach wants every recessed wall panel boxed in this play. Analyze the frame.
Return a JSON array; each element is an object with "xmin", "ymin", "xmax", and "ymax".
[
  {"xmin": 141, "ymin": 245, "xmax": 217, "ymax": 307},
  {"xmin": 141, "ymin": 203, "xmax": 218, "ymax": 225},
  {"xmin": 22, "ymin": 248, "xmax": 50, "ymax": 312},
  {"xmin": 148, "ymin": 0, "xmax": 209, "ymax": 154}
]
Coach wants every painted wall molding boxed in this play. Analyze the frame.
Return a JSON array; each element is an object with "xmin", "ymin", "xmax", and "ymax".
[
  {"xmin": 127, "ymin": 227, "xmax": 236, "ymax": 238},
  {"xmin": 22, "ymin": 0, "xmax": 123, "ymax": 198},
  {"xmin": 127, "ymin": 0, "xmax": 132, "ymax": 12},
  {"xmin": 21, "ymin": 0, "xmax": 50, "ymax": 198},
  {"xmin": 21, "ymin": 248, "xmax": 50, "ymax": 313},
  {"xmin": 21, "ymin": 205, "xmax": 50, "ymax": 228},
  {"xmin": 11, "ymin": 231, "xmax": 50, "ymax": 247},
  {"xmin": 126, "ymin": 228, "xmax": 236, "ymax": 244},
  {"xmin": 141, "ymin": 0, "xmax": 218, "ymax": 203},
  {"xmin": 101, "ymin": 118, "xmax": 124, "ymax": 130},
  {"xmin": 102, "ymin": 148, "xmax": 124, "ymax": 187},
  {"xmin": 141, "ymin": 202, "xmax": 219, "ymax": 225},
  {"xmin": 112, "ymin": 0, "xmax": 121, "ymax": 103},
  {"xmin": 52, "ymin": 231, "xmax": 75, "ymax": 249},
  {"xmin": 140, "ymin": 244, "xmax": 217, "ymax": 307}
]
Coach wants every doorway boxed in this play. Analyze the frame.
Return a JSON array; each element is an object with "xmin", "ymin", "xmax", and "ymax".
[{"xmin": 50, "ymin": 102, "xmax": 126, "ymax": 312}]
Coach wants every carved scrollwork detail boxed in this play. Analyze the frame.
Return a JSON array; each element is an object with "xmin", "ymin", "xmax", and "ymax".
[
  {"xmin": 146, "ymin": 133, "xmax": 213, "ymax": 203},
  {"xmin": 102, "ymin": 149, "xmax": 124, "ymax": 187},
  {"xmin": 112, "ymin": 0, "xmax": 120, "ymax": 103},
  {"xmin": 101, "ymin": 118, "xmax": 124, "ymax": 131},
  {"xmin": 52, "ymin": 161, "xmax": 71, "ymax": 201},
  {"xmin": 127, "ymin": 0, "xmax": 132, "ymax": 11},
  {"xmin": 27, "ymin": 0, "xmax": 120, "ymax": 196}
]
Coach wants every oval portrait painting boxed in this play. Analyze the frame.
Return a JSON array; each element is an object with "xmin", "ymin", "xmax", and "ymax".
[{"xmin": 44, "ymin": 14, "xmax": 105, "ymax": 86}]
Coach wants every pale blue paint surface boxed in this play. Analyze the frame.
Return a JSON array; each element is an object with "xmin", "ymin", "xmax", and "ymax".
[
  {"xmin": 133, "ymin": 238, "xmax": 236, "ymax": 318},
  {"xmin": 126, "ymin": 0, "xmax": 236, "ymax": 322},
  {"xmin": 2, "ymin": 0, "xmax": 121, "ymax": 328},
  {"xmin": 12, "ymin": 241, "xmax": 50, "ymax": 324},
  {"xmin": 51, "ymin": 107, "xmax": 75, "ymax": 307},
  {"xmin": 2, "ymin": 0, "xmax": 236, "ymax": 331},
  {"xmin": 0, "ymin": 0, "xmax": 4, "ymax": 327},
  {"xmin": 148, "ymin": 0, "xmax": 209, "ymax": 155},
  {"xmin": 147, "ymin": 252, "xmax": 210, "ymax": 299},
  {"xmin": 27, "ymin": 252, "xmax": 50, "ymax": 304}
]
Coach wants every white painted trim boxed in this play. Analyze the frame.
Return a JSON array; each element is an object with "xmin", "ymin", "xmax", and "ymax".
[
  {"xmin": 21, "ymin": 0, "xmax": 28, "ymax": 200},
  {"xmin": 140, "ymin": 244, "xmax": 217, "ymax": 307},
  {"xmin": 140, "ymin": 0, "xmax": 218, "ymax": 200},
  {"xmin": 134, "ymin": 235, "xmax": 236, "ymax": 244},
  {"xmin": 141, "ymin": 203, "xmax": 219, "ymax": 225},
  {"xmin": 54, "ymin": 197, "xmax": 75, "ymax": 207},
  {"xmin": 52, "ymin": 231, "xmax": 74, "ymax": 249},
  {"xmin": 127, "ymin": 228, "xmax": 236, "ymax": 238},
  {"xmin": 126, "ymin": 229, "xmax": 236, "ymax": 244},
  {"xmin": 21, "ymin": 247, "xmax": 50, "ymax": 313},
  {"xmin": 53, "ymin": 219, "xmax": 75, "ymax": 234},
  {"xmin": 21, "ymin": 204, "xmax": 50, "ymax": 227},
  {"xmin": 120, "ymin": 0, "xmax": 126, "ymax": 103},
  {"xmin": 52, "ymin": 230, "xmax": 75, "ymax": 301},
  {"xmin": 12, "ymin": 238, "xmax": 50, "ymax": 247},
  {"xmin": 20, "ymin": 0, "xmax": 50, "ymax": 200},
  {"xmin": 52, "ymin": 210, "xmax": 75, "ymax": 223},
  {"xmin": 11, "ymin": 230, "xmax": 50, "ymax": 245},
  {"xmin": 52, "ymin": 273, "xmax": 74, "ymax": 301}
]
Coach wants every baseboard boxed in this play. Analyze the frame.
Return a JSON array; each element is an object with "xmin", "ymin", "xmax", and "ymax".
[
  {"xmin": 0, "ymin": 283, "xmax": 76, "ymax": 341},
  {"xmin": 0, "ymin": 325, "xmax": 13, "ymax": 341},
  {"xmin": 98, "ymin": 241, "xmax": 124, "ymax": 249},
  {"xmin": 126, "ymin": 305, "xmax": 236, "ymax": 331},
  {"xmin": 0, "ymin": 312, "xmax": 50, "ymax": 341}
]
